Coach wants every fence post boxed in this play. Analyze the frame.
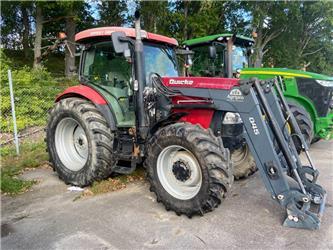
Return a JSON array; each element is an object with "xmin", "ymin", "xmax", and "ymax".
[{"xmin": 8, "ymin": 69, "xmax": 20, "ymax": 155}]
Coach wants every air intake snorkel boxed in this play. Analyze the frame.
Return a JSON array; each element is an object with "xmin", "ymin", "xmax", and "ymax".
[{"xmin": 134, "ymin": 10, "xmax": 148, "ymax": 139}]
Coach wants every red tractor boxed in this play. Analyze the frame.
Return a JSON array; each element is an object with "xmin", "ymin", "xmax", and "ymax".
[{"xmin": 47, "ymin": 12, "xmax": 326, "ymax": 229}]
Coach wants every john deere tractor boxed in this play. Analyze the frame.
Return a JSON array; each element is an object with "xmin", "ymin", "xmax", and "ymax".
[
  {"xmin": 183, "ymin": 34, "xmax": 333, "ymax": 153},
  {"xmin": 46, "ymin": 12, "xmax": 326, "ymax": 229}
]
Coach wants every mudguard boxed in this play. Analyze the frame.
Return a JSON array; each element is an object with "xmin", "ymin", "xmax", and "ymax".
[{"xmin": 55, "ymin": 85, "xmax": 117, "ymax": 130}]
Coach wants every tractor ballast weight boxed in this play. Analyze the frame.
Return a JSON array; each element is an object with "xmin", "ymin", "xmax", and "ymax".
[{"xmin": 47, "ymin": 14, "xmax": 326, "ymax": 230}]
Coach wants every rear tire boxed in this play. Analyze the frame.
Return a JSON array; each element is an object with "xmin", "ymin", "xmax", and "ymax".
[
  {"xmin": 288, "ymin": 102, "xmax": 314, "ymax": 153},
  {"xmin": 232, "ymin": 144, "xmax": 257, "ymax": 179},
  {"xmin": 46, "ymin": 97, "xmax": 116, "ymax": 187},
  {"xmin": 145, "ymin": 123, "xmax": 233, "ymax": 217}
]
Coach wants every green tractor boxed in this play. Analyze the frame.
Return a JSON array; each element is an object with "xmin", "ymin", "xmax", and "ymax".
[{"xmin": 183, "ymin": 34, "xmax": 333, "ymax": 152}]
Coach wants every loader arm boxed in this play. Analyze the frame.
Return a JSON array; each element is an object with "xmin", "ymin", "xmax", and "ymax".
[{"xmin": 162, "ymin": 77, "xmax": 326, "ymax": 230}]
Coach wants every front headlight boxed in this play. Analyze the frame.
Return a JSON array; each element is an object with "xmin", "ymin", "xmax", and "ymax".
[
  {"xmin": 223, "ymin": 112, "xmax": 243, "ymax": 124},
  {"xmin": 316, "ymin": 80, "xmax": 333, "ymax": 87}
]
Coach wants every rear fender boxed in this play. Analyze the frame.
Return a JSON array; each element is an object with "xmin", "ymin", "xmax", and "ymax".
[{"xmin": 56, "ymin": 85, "xmax": 117, "ymax": 130}]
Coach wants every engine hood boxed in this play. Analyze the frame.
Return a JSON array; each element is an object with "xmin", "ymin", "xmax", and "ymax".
[{"xmin": 241, "ymin": 68, "xmax": 333, "ymax": 81}]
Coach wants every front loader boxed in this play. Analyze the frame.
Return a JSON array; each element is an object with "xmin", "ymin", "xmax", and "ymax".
[{"xmin": 46, "ymin": 12, "xmax": 326, "ymax": 230}]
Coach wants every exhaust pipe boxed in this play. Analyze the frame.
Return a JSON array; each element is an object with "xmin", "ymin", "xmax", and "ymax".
[{"xmin": 134, "ymin": 10, "xmax": 148, "ymax": 138}]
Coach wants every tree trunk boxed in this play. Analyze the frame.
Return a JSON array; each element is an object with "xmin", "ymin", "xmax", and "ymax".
[
  {"xmin": 33, "ymin": 5, "xmax": 43, "ymax": 68},
  {"xmin": 183, "ymin": 0, "xmax": 189, "ymax": 40},
  {"xmin": 65, "ymin": 11, "xmax": 76, "ymax": 77},
  {"xmin": 21, "ymin": 4, "xmax": 30, "ymax": 59},
  {"xmin": 253, "ymin": 31, "xmax": 264, "ymax": 68},
  {"xmin": 253, "ymin": 47, "xmax": 264, "ymax": 68}
]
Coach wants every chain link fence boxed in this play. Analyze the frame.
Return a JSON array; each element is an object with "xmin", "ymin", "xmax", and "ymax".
[{"xmin": 1, "ymin": 70, "xmax": 74, "ymax": 147}]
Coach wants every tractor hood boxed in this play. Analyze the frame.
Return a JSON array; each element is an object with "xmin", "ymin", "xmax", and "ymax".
[
  {"xmin": 241, "ymin": 68, "xmax": 333, "ymax": 81},
  {"xmin": 161, "ymin": 77, "xmax": 239, "ymax": 90}
]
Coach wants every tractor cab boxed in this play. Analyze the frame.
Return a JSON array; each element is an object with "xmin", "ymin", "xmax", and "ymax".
[
  {"xmin": 183, "ymin": 34, "xmax": 254, "ymax": 78},
  {"xmin": 75, "ymin": 27, "xmax": 179, "ymax": 127}
]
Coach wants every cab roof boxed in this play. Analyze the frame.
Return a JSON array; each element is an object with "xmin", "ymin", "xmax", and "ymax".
[
  {"xmin": 183, "ymin": 33, "xmax": 254, "ymax": 48},
  {"xmin": 75, "ymin": 27, "xmax": 178, "ymax": 46}
]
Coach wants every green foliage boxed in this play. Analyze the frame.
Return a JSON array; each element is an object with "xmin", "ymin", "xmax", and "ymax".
[
  {"xmin": 1, "ymin": 1, "xmax": 333, "ymax": 77},
  {"xmin": 98, "ymin": 0, "xmax": 127, "ymax": 26},
  {"xmin": 162, "ymin": 1, "xmax": 228, "ymax": 42},
  {"xmin": 1, "ymin": 140, "xmax": 47, "ymax": 195},
  {"xmin": 263, "ymin": 1, "xmax": 333, "ymax": 74},
  {"xmin": 0, "ymin": 52, "xmax": 71, "ymax": 133}
]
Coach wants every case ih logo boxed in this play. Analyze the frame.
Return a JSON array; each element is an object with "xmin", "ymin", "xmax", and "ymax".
[
  {"xmin": 169, "ymin": 79, "xmax": 194, "ymax": 85},
  {"xmin": 227, "ymin": 88, "xmax": 244, "ymax": 102}
]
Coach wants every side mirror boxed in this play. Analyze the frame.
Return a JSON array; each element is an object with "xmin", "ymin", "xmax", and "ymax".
[
  {"xmin": 208, "ymin": 45, "xmax": 217, "ymax": 59},
  {"xmin": 69, "ymin": 65, "xmax": 77, "ymax": 73},
  {"xmin": 111, "ymin": 31, "xmax": 130, "ymax": 57}
]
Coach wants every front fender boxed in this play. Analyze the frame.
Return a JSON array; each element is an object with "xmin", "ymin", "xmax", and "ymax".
[{"xmin": 56, "ymin": 85, "xmax": 117, "ymax": 130}]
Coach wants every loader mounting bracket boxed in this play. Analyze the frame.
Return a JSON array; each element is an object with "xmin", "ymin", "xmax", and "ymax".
[{"xmin": 281, "ymin": 189, "xmax": 321, "ymax": 230}]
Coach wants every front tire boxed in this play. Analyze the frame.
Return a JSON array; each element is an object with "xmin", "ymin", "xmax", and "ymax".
[
  {"xmin": 288, "ymin": 102, "xmax": 314, "ymax": 153},
  {"xmin": 145, "ymin": 123, "xmax": 233, "ymax": 217},
  {"xmin": 46, "ymin": 97, "xmax": 116, "ymax": 186}
]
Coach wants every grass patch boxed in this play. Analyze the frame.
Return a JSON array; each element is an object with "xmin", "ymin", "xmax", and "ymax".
[
  {"xmin": 1, "ymin": 140, "xmax": 48, "ymax": 195},
  {"xmin": 82, "ymin": 168, "xmax": 145, "ymax": 197}
]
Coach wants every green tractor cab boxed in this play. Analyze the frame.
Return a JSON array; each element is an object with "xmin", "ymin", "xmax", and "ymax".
[{"xmin": 183, "ymin": 34, "xmax": 333, "ymax": 148}]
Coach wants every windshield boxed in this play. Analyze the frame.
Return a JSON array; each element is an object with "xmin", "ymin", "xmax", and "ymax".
[
  {"xmin": 81, "ymin": 42, "xmax": 178, "ymax": 85},
  {"xmin": 143, "ymin": 43, "xmax": 179, "ymax": 79},
  {"xmin": 232, "ymin": 46, "xmax": 248, "ymax": 72}
]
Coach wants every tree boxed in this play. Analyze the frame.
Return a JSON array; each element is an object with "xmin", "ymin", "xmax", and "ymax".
[
  {"xmin": 1, "ymin": 1, "xmax": 33, "ymax": 57},
  {"xmin": 264, "ymin": 1, "xmax": 333, "ymax": 74},
  {"xmin": 64, "ymin": 7, "xmax": 76, "ymax": 77},
  {"xmin": 170, "ymin": 0, "xmax": 228, "ymax": 42},
  {"xmin": 32, "ymin": 1, "xmax": 92, "ymax": 75},
  {"xmin": 244, "ymin": 1, "xmax": 290, "ymax": 67},
  {"xmin": 20, "ymin": 2, "xmax": 33, "ymax": 59},
  {"xmin": 135, "ymin": 1, "xmax": 171, "ymax": 34},
  {"xmin": 98, "ymin": 0, "xmax": 127, "ymax": 26},
  {"xmin": 33, "ymin": 3, "xmax": 43, "ymax": 68}
]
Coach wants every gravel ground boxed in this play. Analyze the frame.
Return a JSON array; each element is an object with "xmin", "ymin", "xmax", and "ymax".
[{"xmin": 1, "ymin": 140, "xmax": 332, "ymax": 249}]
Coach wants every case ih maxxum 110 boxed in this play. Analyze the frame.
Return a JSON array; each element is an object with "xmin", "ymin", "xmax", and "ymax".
[{"xmin": 47, "ymin": 13, "xmax": 326, "ymax": 230}]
